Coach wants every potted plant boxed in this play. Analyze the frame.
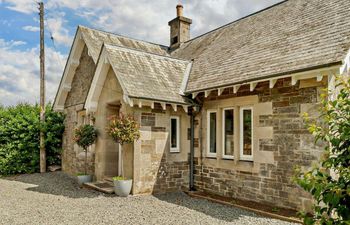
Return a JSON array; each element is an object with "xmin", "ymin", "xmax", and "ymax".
[
  {"xmin": 107, "ymin": 114, "xmax": 140, "ymax": 197},
  {"xmin": 73, "ymin": 124, "xmax": 97, "ymax": 186}
]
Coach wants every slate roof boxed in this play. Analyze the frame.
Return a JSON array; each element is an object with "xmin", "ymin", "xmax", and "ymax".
[
  {"xmin": 103, "ymin": 44, "xmax": 191, "ymax": 104},
  {"xmin": 171, "ymin": 0, "xmax": 350, "ymax": 93},
  {"xmin": 57, "ymin": 0, "xmax": 350, "ymax": 109},
  {"xmin": 79, "ymin": 26, "xmax": 168, "ymax": 63}
]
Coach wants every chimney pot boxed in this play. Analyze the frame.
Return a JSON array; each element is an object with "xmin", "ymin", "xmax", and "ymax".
[{"xmin": 176, "ymin": 4, "xmax": 183, "ymax": 17}]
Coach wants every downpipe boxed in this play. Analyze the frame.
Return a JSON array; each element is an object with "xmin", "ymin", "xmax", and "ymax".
[
  {"xmin": 189, "ymin": 111, "xmax": 195, "ymax": 191},
  {"xmin": 189, "ymin": 104, "xmax": 201, "ymax": 192}
]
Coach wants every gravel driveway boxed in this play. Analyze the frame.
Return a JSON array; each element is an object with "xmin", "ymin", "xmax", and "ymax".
[{"xmin": 0, "ymin": 172, "xmax": 298, "ymax": 225}]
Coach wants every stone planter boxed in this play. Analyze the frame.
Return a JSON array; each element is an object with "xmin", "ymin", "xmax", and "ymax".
[
  {"xmin": 113, "ymin": 179, "xmax": 132, "ymax": 197},
  {"xmin": 77, "ymin": 174, "xmax": 92, "ymax": 186}
]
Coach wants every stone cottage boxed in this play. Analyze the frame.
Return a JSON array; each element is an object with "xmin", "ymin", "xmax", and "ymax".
[{"xmin": 54, "ymin": 0, "xmax": 350, "ymax": 211}]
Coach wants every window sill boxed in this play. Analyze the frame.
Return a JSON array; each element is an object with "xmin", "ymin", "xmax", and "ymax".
[
  {"xmin": 239, "ymin": 158, "xmax": 253, "ymax": 162},
  {"xmin": 170, "ymin": 149, "xmax": 180, "ymax": 153},
  {"xmin": 206, "ymin": 154, "xmax": 217, "ymax": 159},
  {"xmin": 222, "ymin": 156, "xmax": 234, "ymax": 160}
]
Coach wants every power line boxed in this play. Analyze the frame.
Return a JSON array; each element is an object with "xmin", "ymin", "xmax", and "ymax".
[{"xmin": 42, "ymin": 14, "xmax": 65, "ymax": 70}]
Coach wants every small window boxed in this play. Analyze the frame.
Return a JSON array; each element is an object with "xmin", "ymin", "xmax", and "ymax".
[
  {"xmin": 240, "ymin": 107, "xmax": 253, "ymax": 161},
  {"xmin": 222, "ymin": 108, "xmax": 234, "ymax": 159},
  {"xmin": 170, "ymin": 116, "xmax": 180, "ymax": 153},
  {"xmin": 171, "ymin": 36, "xmax": 178, "ymax": 45},
  {"xmin": 207, "ymin": 110, "xmax": 217, "ymax": 157}
]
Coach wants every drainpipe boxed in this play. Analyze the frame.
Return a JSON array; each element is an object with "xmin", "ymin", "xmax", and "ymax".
[
  {"xmin": 189, "ymin": 102, "xmax": 202, "ymax": 191},
  {"xmin": 189, "ymin": 110, "xmax": 195, "ymax": 191}
]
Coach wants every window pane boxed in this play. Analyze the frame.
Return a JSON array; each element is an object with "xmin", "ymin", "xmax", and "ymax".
[
  {"xmin": 209, "ymin": 112, "xmax": 216, "ymax": 153},
  {"xmin": 243, "ymin": 109, "xmax": 252, "ymax": 156},
  {"xmin": 171, "ymin": 118, "xmax": 177, "ymax": 148},
  {"xmin": 224, "ymin": 109, "xmax": 234, "ymax": 156}
]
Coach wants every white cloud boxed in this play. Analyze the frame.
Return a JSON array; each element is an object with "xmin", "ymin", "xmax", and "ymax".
[
  {"xmin": 46, "ymin": 17, "xmax": 72, "ymax": 46},
  {"xmin": 11, "ymin": 40, "xmax": 26, "ymax": 46},
  {"xmin": 23, "ymin": 25, "xmax": 40, "ymax": 32},
  {"xmin": 1, "ymin": 0, "xmax": 37, "ymax": 14},
  {"xmin": 0, "ymin": 19, "xmax": 12, "ymax": 27},
  {"xmin": 2, "ymin": 0, "xmax": 283, "ymax": 45},
  {"xmin": 2, "ymin": 0, "xmax": 282, "ymax": 46},
  {"xmin": 0, "ymin": 39, "xmax": 26, "ymax": 49},
  {"xmin": 45, "ymin": 0, "xmax": 282, "ymax": 45},
  {"xmin": 2, "ymin": 1, "xmax": 73, "ymax": 46},
  {"xmin": 1, "ymin": 0, "xmax": 283, "ymax": 106},
  {"xmin": 0, "ymin": 39, "xmax": 66, "ymax": 106}
]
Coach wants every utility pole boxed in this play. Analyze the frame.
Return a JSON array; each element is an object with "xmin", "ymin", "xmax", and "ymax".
[{"xmin": 39, "ymin": 2, "xmax": 46, "ymax": 173}]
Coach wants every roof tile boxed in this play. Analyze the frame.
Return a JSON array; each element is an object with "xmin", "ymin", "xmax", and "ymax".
[{"xmin": 104, "ymin": 44, "xmax": 191, "ymax": 104}]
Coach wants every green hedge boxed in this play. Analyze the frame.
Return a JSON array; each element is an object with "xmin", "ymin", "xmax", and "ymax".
[{"xmin": 0, "ymin": 103, "xmax": 65, "ymax": 175}]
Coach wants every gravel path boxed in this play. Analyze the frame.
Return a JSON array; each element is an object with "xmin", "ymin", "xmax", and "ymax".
[{"xmin": 0, "ymin": 172, "xmax": 298, "ymax": 225}]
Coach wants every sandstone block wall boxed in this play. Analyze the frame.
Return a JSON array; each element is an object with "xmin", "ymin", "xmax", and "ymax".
[
  {"xmin": 62, "ymin": 46, "xmax": 96, "ymax": 175},
  {"xmin": 60, "ymin": 46, "xmax": 324, "ymax": 212},
  {"xmin": 193, "ymin": 77, "xmax": 325, "ymax": 211},
  {"xmin": 93, "ymin": 68, "xmax": 121, "ymax": 181},
  {"xmin": 133, "ymin": 107, "xmax": 190, "ymax": 194}
]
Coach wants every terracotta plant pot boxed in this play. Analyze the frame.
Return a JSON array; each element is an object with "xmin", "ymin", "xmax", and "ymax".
[
  {"xmin": 114, "ymin": 179, "xmax": 132, "ymax": 197},
  {"xmin": 77, "ymin": 174, "xmax": 92, "ymax": 186}
]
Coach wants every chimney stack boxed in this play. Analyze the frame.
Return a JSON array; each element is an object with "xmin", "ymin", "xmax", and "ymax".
[{"xmin": 168, "ymin": 4, "xmax": 192, "ymax": 50}]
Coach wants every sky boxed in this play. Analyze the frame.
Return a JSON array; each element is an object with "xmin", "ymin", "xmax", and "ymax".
[{"xmin": 0, "ymin": 0, "xmax": 282, "ymax": 106}]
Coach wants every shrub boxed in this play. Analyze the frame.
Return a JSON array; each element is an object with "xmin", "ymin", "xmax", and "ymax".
[
  {"xmin": 0, "ymin": 103, "xmax": 65, "ymax": 175},
  {"xmin": 294, "ymin": 76, "xmax": 350, "ymax": 224},
  {"xmin": 73, "ymin": 124, "xmax": 97, "ymax": 175},
  {"xmin": 44, "ymin": 107, "xmax": 66, "ymax": 166},
  {"xmin": 107, "ymin": 114, "xmax": 140, "ymax": 145}
]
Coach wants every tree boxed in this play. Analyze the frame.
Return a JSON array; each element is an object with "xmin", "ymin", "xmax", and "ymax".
[
  {"xmin": 107, "ymin": 114, "xmax": 140, "ymax": 178},
  {"xmin": 73, "ymin": 124, "xmax": 97, "ymax": 175},
  {"xmin": 295, "ymin": 76, "xmax": 350, "ymax": 224}
]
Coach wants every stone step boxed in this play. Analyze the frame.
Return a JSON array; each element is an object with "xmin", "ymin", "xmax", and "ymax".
[
  {"xmin": 103, "ymin": 177, "xmax": 114, "ymax": 184},
  {"xmin": 83, "ymin": 181, "xmax": 115, "ymax": 194}
]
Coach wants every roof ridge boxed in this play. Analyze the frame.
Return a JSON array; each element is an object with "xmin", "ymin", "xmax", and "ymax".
[
  {"xmin": 183, "ymin": 0, "xmax": 289, "ymax": 44},
  {"xmin": 104, "ymin": 43, "xmax": 191, "ymax": 63},
  {"xmin": 78, "ymin": 25, "xmax": 169, "ymax": 49}
]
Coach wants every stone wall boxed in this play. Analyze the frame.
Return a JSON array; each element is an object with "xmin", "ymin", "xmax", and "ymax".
[
  {"xmin": 93, "ymin": 68, "xmax": 126, "ymax": 181},
  {"xmin": 193, "ymin": 77, "xmax": 325, "ymax": 211},
  {"xmin": 133, "ymin": 107, "xmax": 190, "ymax": 194},
  {"xmin": 62, "ymin": 57, "xmax": 191, "ymax": 191},
  {"xmin": 62, "ymin": 45, "xmax": 96, "ymax": 175},
  {"xmin": 65, "ymin": 46, "xmax": 95, "ymax": 107},
  {"xmin": 60, "ymin": 44, "xmax": 324, "ymax": 211}
]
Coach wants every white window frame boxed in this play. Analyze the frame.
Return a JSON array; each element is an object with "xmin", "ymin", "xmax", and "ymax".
[
  {"xmin": 222, "ymin": 108, "xmax": 234, "ymax": 159},
  {"xmin": 207, "ymin": 110, "xmax": 217, "ymax": 158},
  {"xmin": 240, "ymin": 106, "xmax": 254, "ymax": 161},
  {"xmin": 170, "ymin": 116, "xmax": 180, "ymax": 153}
]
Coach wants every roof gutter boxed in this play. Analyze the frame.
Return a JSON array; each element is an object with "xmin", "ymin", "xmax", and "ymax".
[{"xmin": 128, "ymin": 95, "xmax": 192, "ymax": 106}]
